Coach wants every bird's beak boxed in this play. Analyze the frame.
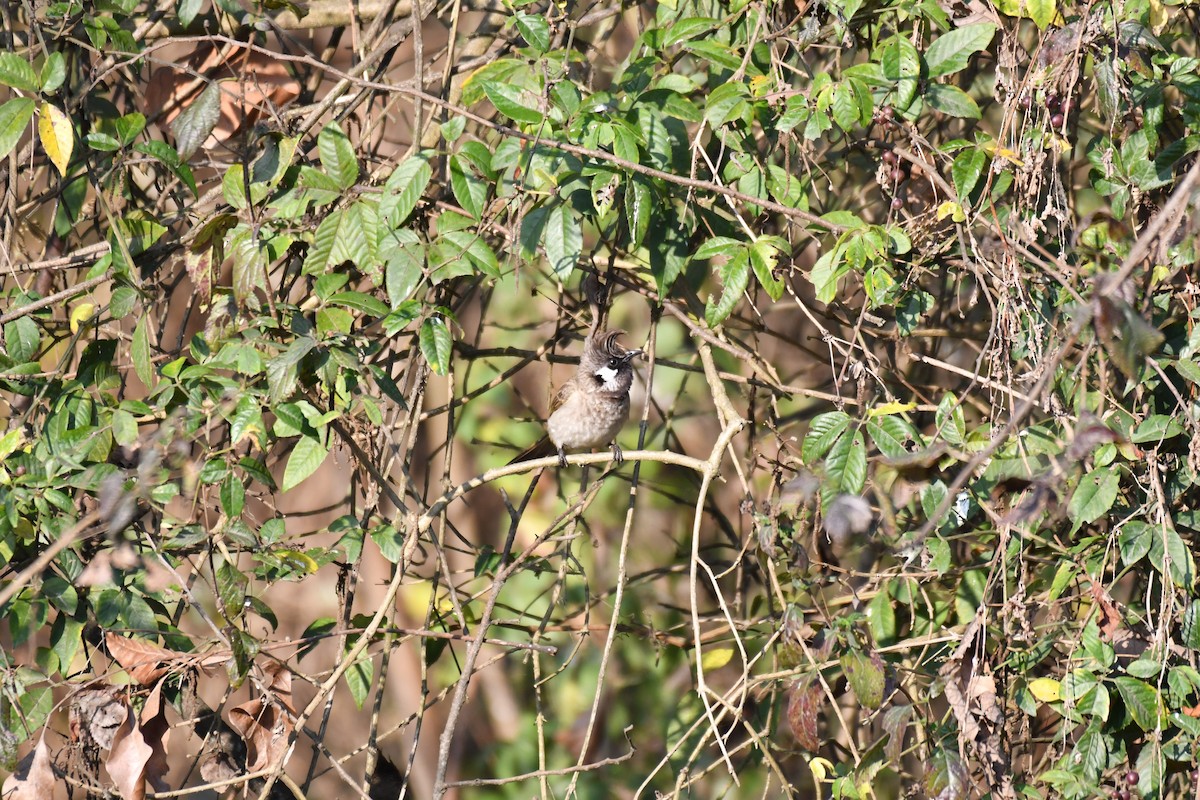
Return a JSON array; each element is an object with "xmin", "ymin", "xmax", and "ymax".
[{"xmin": 625, "ymin": 349, "xmax": 644, "ymax": 362}]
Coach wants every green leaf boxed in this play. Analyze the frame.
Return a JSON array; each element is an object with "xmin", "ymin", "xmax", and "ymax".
[
  {"xmin": 318, "ymin": 121, "xmax": 358, "ymax": 190},
  {"xmin": 514, "ymin": 12, "xmax": 551, "ymax": 53},
  {"xmin": 952, "ymin": 148, "xmax": 986, "ymax": 201},
  {"xmin": 1131, "ymin": 414, "xmax": 1185, "ymax": 443},
  {"xmin": 840, "ymin": 650, "xmax": 885, "ymax": 709},
  {"xmin": 171, "ymin": 81, "xmax": 221, "ymax": 160},
  {"xmin": 1068, "ymin": 467, "xmax": 1120, "ymax": 526},
  {"xmin": 216, "ymin": 559, "xmax": 248, "ymax": 618},
  {"xmin": 370, "ymin": 523, "xmax": 405, "ymax": 563},
  {"xmin": 0, "ymin": 98, "xmax": 36, "ymax": 162},
  {"xmin": 825, "ymin": 430, "xmax": 867, "ymax": 497},
  {"xmin": 134, "ymin": 140, "xmax": 197, "ymax": 195},
  {"xmin": 926, "ymin": 84, "xmax": 981, "ymax": 119},
  {"xmin": 344, "ymin": 646, "xmax": 373, "ymax": 709},
  {"xmin": 4, "ymin": 316, "xmax": 40, "ymax": 363},
  {"xmin": 327, "ymin": 291, "xmax": 389, "ymax": 317},
  {"xmin": 420, "ymin": 317, "xmax": 452, "ymax": 375},
  {"xmin": 1118, "ymin": 521, "xmax": 1152, "ymax": 566},
  {"xmin": 221, "ymin": 474, "xmax": 245, "ymax": 517},
  {"xmin": 481, "ymin": 81, "xmax": 543, "ymax": 125},
  {"xmin": 449, "ymin": 153, "xmax": 487, "ymax": 219},
  {"xmin": 866, "ymin": 416, "xmax": 913, "ymax": 459},
  {"xmin": 40, "ymin": 53, "xmax": 66, "ymax": 94},
  {"xmin": 303, "ymin": 201, "xmax": 379, "ymax": 275},
  {"xmin": 867, "ymin": 585, "xmax": 896, "ymax": 645},
  {"xmin": 924, "ymin": 24, "xmax": 997, "ymax": 77},
  {"xmin": 380, "ymin": 156, "xmax": 432, "ymax": 228},
  {"xmin": 880, "ymin": 37, "xmax": 920, "ymax": 112},
  {"xmin": 544, "ymin": 203, "xmax": 582, "ymax": 279},
  {"xmin": 282, "ymin": 435, "xmax": 328, "ymax": 492},
  {"xmin": 704, "ymin": 249, "xmax": 749, "ymax": 328},
  {"xmin": 625, "ymin": 175, "xmax": 652, "ymax": 250},
  {"xmin": 110, "ymin": 408, "xmax": 138, "ymax": 448},
  {"xmin": 749, "ymin": 239, "xmax": 786, "ymax": 301},
  {"xmin": 1114, "ymin": 676, "xmax": 1163, "ymax": 731},
  {"xmin": 935, "ymin": 393, "xmax": 966, "ymax": 445},
  {"xmin": 1182, "ymin": 601, "xmax": 1200, "ymax": 650},
  {"xmin": 131, "ymin": 316, "xmax": 153, "ymax": 386},
  {"xmin": 0, "ymin": 53, "xmax": 40, "ymax": 92},
  {"xmin": 803, "ymin": 411, "xmax": 851, "ymax": 463}
]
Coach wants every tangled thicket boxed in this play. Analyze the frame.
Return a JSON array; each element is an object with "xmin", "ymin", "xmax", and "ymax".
[{"xmin": 3, "ymin": 0, "xmax": 1200, "ymax": 797}]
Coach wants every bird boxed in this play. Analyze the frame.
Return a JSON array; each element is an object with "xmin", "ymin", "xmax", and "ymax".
[{"xmin": 508, "ymin": 329, "xmax": 643, "ymax": 468}]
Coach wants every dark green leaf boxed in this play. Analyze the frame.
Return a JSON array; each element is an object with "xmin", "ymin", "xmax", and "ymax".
[
  {"xmin": 0, "ymin": 98, "xmax": 36, "ymax": 161},
  {"xmin": 171, "ymin": 82, "xmax": 221, "ymax": 160}
]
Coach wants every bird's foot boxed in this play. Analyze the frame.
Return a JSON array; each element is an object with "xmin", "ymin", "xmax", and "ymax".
[
  {"xmin": 557, "ymin": 447, "xmax": 568, "ymax": 469},
  {"xmin": 611, "ymin": 442, "xmax": 624, "ymax": 464}
]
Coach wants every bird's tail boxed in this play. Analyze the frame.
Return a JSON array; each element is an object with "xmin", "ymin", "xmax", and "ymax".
[{"xmin": 506, "ymin": 436, "xmax": 558, "ymax": 466}]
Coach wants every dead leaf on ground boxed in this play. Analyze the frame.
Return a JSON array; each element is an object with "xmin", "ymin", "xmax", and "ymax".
[
  {"xmin": 1, "ymin": 737, "xmax": 57, "ymax": 799},
  {"xmin": 228, "ymin": 661, "xmax": 296, "ymax": 772},
  {"xmin": 144, "ymin": 43, "xmax": 301, "ymax": 152}
]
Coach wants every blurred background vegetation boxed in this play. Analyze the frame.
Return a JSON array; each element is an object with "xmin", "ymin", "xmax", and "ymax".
[{"xmin": 4, "ymin": 0, "xmax": 1200, "ymax": 796}]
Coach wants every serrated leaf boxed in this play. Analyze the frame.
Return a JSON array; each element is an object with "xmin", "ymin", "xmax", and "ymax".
[
  {"xmin": 825, "ymin": 430, "xmax": 867, "ymax": 497},
  {"xmin": 0, "ymin": 97, "xmax": 36, "ymax": 162},
  {"xmin": 318, "ymin": 121, "xmax": 358, "ymax": 190},
  {"xmin": 481, "ymin": 81, "xmax": 543, "ymax": 124},
  {"xmin": 803, "ymin": 411, "xmax": 851, "ymax": 463},
  {"xmin": 38, "ymin": 103, "xmax": 72, "ymax": 175},
  {"xmin": 0, "ymin": 53, "xmax": 40, "ymax": 92},
  {"xmin": 171, "ymin": 81, "xmax": 221, "ymax": 160},
  {"xmin": 282, "ymin": 435, "xmax": 328, "ymax": 492},
  {"xmin": 303, "ymin": 201, "xmax": 378, "ymax": 275},
  {"xmin": 135, "ymin": 140, "xmax": 197, "ymax": 195},
  {"xmin": 866, "ymin": 416, "xmax": 913, "ymax": 459},
  {"xmin": 420, "ymin": 317, "xmax": 452, "ymax": 375},
  {"xmin": 380, "ymin": 156, "xmax": 432, "ymax": 228},
  {"xmin": 750, "ymin": 239, "xmax": 785, "ymax": 301},
  {"xmin": 924, "ymin": 24, "xmax": 997, "ymax": 77},
  {"xmin": 544, "ymin": 203, "xmax": 581, "ymax": 279}
]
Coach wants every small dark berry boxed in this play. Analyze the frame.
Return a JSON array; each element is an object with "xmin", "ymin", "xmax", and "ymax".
[
  {"xmin": 1019, "ymin": 95, "xmax": 1031, "ymax": 109},
  {"xmin": 14, "ymin": 465, "xmax": 26, "ymax": 477},
  {"xmin": 880, "ymin": 105, "xmax": 894, "ymax": 120},
  {"xmin": 891, "ymin": 197, "xmax": 903, "ymax": 209},
  {"xmin": 1051, "ymin": 113, "xmax": 1065, "ymax": 128},
  {"xmin": 1046, "ymin": 93, "xmax": 1061, "ymax": 111},
  {"xmin": 889, "ymin": 167, "xmax": 905, "ymax": 182},
  {"xmin": 882, "ymin": 150, "xmax": 897, "ymax": 165},
  {"xmin": 1126, "ymin": 771, "xmax": 1139, "ymax": 786}
]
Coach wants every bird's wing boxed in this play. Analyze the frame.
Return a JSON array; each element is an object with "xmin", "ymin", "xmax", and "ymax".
[{"xmin": 548, "ymin": 377, "xmax": 577, "ymax": 415}]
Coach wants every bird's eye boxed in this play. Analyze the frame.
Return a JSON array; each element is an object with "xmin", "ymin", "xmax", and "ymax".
[{"xmin": 609, "ymin": 357, "xmax": 619, "ymax": 369}]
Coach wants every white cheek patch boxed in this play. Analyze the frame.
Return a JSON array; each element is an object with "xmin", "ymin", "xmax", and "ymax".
[{"xmin": 594, "ymin": 365, "xmax": 620, "ymax": 391}]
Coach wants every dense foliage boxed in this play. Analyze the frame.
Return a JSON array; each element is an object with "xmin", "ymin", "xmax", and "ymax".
[{"xmin": 3, "ymin": 0, "xmax": 1200, "ymax": 796}]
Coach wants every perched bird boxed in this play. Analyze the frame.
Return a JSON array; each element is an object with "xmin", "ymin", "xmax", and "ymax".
[{"xmin": 509, "ymin": 329, "xmax": 643, "ymax": 467}]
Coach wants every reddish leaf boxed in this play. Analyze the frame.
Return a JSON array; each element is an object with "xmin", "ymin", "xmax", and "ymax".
[
  {"xmin": 2, "ymin": 737, "xmax": 56, "ymax": 799},
  {"xmin": 786, "ymin": 679, "xmax": 824, "ymax": 751}
]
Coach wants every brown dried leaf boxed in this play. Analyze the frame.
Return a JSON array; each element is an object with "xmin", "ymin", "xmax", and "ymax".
[
  {"xmin": 70, "ymin": 685, "xmax": 126, "ymax": 750},
  {"xmin": 75, "ymin": 550, "xmax": 115, "ymax": 587},
  {"xmin": 107, "ymin": 703, "xmax": 154, "ymax": 800},
  {"xmin": 105, "ymin": 632, "xmax": 188, "ymax": 686},
  {"xmin": 1090, "ymin": 582, "xmax": 1123, "ymax": 639},
  {"xmin": 786, "ymin": 679, "xmax": 823, "ymax": 751},
  {"xmin": 139, "ymin": 683, "xmax": 171, "ymax": 793},
  {"xmin": 228, "ymin": 662, "xmax": 296, "ymax": 772},
  {"xmin": 1, "ymin": 737, "xmax": 56, "ymax": 799}
]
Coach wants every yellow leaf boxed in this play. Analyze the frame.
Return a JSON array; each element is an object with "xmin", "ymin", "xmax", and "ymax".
[
  {"xmin": 1149, "ymin": 0, "xmax": 1167, "ymax": 32},
  {"xmin": 1027, "ymin": 677, "xmax": 1062, "ymax": 702},
  {"xmin": 69, "ymin": 302, "xmax": 95, "ymax": 333},
  {"xmin": 868, "ymin": 401, "xmax": 916, "ymax": 418},
  {"xmin": 700, "ymin": 645, "xmax": 735, "ymax": 671},
  {"xmin": 275, "ymin": 550, "xmax": 319, "ymax": 575},
  {"xmin": 38, "ymin": 102, "xmax": 73, "ymax": 176},
  {"xmin": 937, "ymin": 201, "xmax": 966, "ymax": 223},
  {"xmin": 808, "ymin": 757, "xmax": 835, "ymax": 783}
]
